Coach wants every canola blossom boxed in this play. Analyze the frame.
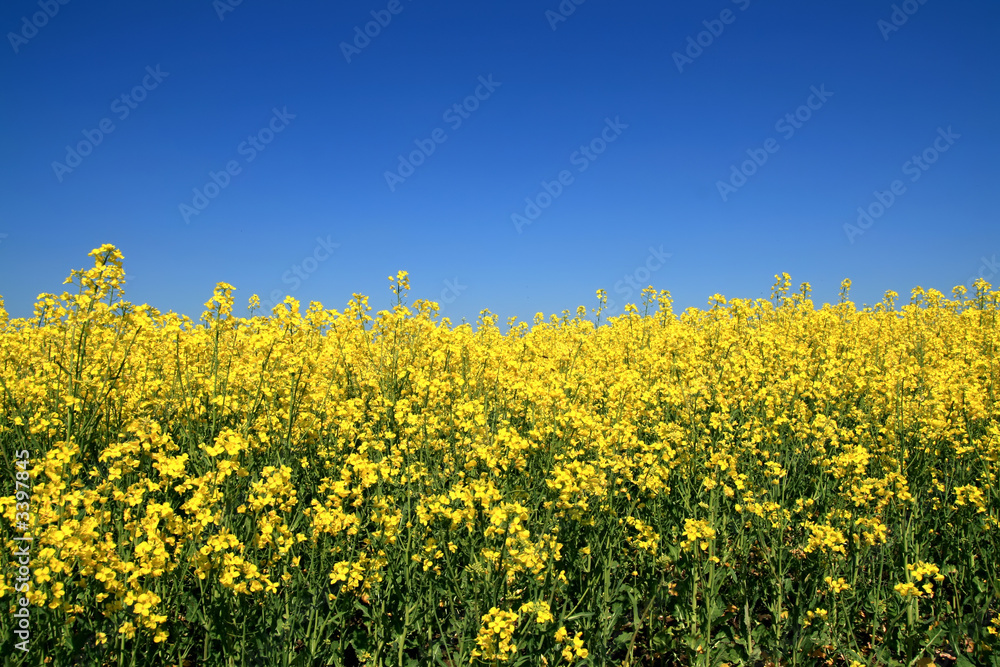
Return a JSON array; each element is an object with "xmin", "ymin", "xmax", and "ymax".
[{"xmin": 0, "ymin": 246, "xmax": 998, "ymax": 665}]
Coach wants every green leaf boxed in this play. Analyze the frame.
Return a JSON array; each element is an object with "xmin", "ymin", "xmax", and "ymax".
[
  {"xmin": 615, "ymin": 631, "xmax": 634, "ymax": 646},
  {"xmin": 651, "ymin": 631, "xmax": 671, "ymax": 652}
]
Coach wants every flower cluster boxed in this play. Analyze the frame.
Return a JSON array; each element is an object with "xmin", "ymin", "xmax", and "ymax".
[{"xmin": 0, "ymin": 247, "xmax": 997, "ymax": 665}]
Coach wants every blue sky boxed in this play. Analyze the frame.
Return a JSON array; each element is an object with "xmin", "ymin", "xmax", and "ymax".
[{"xmin": 1, "ymin": 0, "xmax": 998, "ymax": 325}]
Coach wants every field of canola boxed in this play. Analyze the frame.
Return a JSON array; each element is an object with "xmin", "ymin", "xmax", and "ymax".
[{"xmin": 1, "ymin": 244, "xmax": 998, "ymax": 666}]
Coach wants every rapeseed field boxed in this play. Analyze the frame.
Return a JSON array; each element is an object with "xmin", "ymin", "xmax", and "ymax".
[{"xmin": 1, "ymin": 245, "xmax": 998, "ymax": 665}]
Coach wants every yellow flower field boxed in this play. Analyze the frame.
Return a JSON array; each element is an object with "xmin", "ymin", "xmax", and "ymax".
[{"xmin": 1, "ymin": 245, "xmax": 998, "ymax": 665}]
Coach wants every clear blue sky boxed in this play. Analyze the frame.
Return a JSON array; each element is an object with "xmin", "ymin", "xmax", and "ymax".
[{"xmin": 2, "ymin": 1, "xmax": 998, "ymax": 324}]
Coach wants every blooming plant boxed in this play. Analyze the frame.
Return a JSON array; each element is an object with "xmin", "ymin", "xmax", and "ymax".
[{"xmin": 0, "ymin": 249, "xmax": 997, "ymax": 665}]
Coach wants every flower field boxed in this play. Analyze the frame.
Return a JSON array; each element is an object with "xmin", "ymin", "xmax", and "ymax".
[{"xmin": 1, "ymin": 245, "xmax": 998, "ymax": 666}]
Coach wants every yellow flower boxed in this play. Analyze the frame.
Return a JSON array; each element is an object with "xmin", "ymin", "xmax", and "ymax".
[
  {"xmin": 907, "ymin": 561, "xmax": 943, "ymax": 582},
  {"xmin": 680, "ymin": 519, "xmax": 716, "ymax": 552},
  {"xmin": 471, "ymin": 607, "xmax": 519, "ymax": 662},
  {"xmin": 518, "ymin": 600, "xmax": 553, "ymax": 625},
  {"xmin": 559, "ymin": 632, "xmax": 589, "ymax": 662},
  {"xmin": 825, "ymin": 576, "xmax": 851, "ymax": 594},
  {"xmin": 807, "ymin": 608, "xmax": 828, "ymax": 620},
  {"xmin": 803, "ymin": 522, "xmax": 848, "ymax": 557}
]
